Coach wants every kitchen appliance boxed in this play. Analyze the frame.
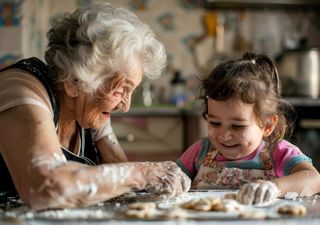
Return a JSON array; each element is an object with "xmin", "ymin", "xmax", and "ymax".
[{"xmin": 276, "ymin": 47, "xmax": 320, "ymax": 98}]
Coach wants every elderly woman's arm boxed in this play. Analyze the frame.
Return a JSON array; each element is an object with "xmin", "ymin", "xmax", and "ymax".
[
  {"xmin": 95, "ymin": 134, "xmax": 128, "ymax": 163},
  {"xmin": 0, "ymin": 105, "xmax": 190, "ymax": 210},
  {"xmin": 92, "ymin": 120, "xmax": 128, "ymax": 163}
]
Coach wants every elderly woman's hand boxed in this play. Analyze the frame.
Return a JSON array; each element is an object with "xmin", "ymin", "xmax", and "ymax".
[
  {"xmin": 141, "ymin": 161, "xmax": 191, "ymax": 198},
  {"xmin": 236, "ymin": 180, "xmax": 280, "ymax": 206}
]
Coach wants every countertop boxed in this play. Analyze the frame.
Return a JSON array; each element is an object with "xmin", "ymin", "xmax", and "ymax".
[{"xmin": 1, "ymin": 190, "xmax": 320, "ymax": 225}]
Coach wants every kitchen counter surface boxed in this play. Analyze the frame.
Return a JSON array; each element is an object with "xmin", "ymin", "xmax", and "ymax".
[{"xmin": 1, "ymin": 190, "xmax": 320, "ymax": 225}]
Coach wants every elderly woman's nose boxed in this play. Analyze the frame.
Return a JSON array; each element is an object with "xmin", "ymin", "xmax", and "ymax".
[{"xmin": 114, "ymin": 94, "xmax": 131, "ymax": 112}]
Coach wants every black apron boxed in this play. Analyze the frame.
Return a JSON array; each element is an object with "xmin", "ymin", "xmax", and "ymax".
[{"xmin": 0, "ymin": 57, "xmax": 101, "ymax": 195}]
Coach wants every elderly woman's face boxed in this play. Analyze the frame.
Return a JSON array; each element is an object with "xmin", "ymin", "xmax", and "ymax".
[{"xmin": 75, "ymin": 65, "xmax": 143, "ymax": 129}]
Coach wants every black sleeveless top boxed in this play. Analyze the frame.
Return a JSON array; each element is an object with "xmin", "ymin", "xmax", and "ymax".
[{"xmin": 0, "ymin": 58, "xmax": 101, "ymax": 195}]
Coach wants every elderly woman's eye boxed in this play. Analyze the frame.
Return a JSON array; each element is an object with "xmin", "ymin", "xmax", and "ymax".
[{"xmin": 124, "ymin": 86, "xmax": 134, "ymax": 94}]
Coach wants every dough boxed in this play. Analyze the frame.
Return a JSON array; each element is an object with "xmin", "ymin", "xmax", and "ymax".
[
  {"xmin": 179, "ymin": 197, "xmax": 242, "ymax": 212},
  {"xmin": 180, "ymin": 197, "xmax": 221, "ymax": 211},
  {"xmin": 223, "ymin": 192, "xmax": 237, "ymax": 200},
  {"xmin": 239, "ymin": 210, "xmax": 267, "ymax": 220},
  {"xmin": 277, "ymin": 203, "xmax": 307, "ymax": 216},
  {"xmin": 125, "ymin": 209, "xmax": 152, "ymax": 219},
  {"xmin": 124, "ymin": 202, "xmax": 156, "ymax": 219},
  {"xmin": 221, "ymin": 199, "xmax": 243, "ymax": 212},
  {"xmin": 127, "ymin": 202, "xmax": 156, "ymax": 210},
  {"xmin": 161, "ymin": 207, "xmax": 188, "ymax": 219},
  {"xmin": 284, "ymin": 192, "xmax": 299, "ymax": 200}
]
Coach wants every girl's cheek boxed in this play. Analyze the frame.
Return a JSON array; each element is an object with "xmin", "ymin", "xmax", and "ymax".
[
  {"xmin": 207, "ymin": 127, "xmax": 217, "ymax": 146},
  {"xmin": 238, "ymin": 129, "xmax": 249, "ymax": 141},
  {"xmin": 208, "ymin": 126, "xmax": 215, "ymax": 137}
]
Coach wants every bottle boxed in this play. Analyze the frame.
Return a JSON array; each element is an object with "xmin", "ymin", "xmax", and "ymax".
[{"xmin": 169, "ymin": 71, "xmax": 186, "ymax": 108}]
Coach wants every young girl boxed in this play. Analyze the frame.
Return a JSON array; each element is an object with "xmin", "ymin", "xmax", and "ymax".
[{"xmin": 177, "ymin": 52, "xmax": 320, "ymax": 205}]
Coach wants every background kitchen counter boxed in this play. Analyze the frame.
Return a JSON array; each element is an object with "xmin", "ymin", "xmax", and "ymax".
[{"xmin": 111, "ymin": 97, "xmax": 320, "ymax": 169}]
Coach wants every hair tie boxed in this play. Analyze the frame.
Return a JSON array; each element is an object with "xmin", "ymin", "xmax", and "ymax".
[{"xmin": 250, "ymin": 59, "xmax": 256, "ymax": 64}]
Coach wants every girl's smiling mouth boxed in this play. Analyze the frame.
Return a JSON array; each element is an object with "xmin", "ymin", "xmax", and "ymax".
[{"xmin": 220, "ymin": 143, "xmax": 240, "ymax": 149}]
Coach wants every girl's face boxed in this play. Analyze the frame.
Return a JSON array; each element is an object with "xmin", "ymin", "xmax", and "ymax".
[
  {"xmin": 206, "ymin": 98, "xmax": 275, "ymax": 160},
  {"xmin": 71, "ymin": 64, "xmax": 143, "ymax": 129}
]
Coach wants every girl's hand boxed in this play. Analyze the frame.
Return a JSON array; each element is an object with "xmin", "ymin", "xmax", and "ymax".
[
  {"xmin": 141, "ymin": 161, "xmax": 191, "ymax": 198},
  {"xmin": 237, "ymin": 180, "xmax": 280, "ymax": 205}
]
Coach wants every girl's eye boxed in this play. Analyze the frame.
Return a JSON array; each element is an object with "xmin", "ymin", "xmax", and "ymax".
[
  {"xmin": 209, "ymin": 121, "xmax": 220, "ymax": 127},
  {"xmin": 232, "ymin": 124, "xmax": 245, "ymax": 129}
]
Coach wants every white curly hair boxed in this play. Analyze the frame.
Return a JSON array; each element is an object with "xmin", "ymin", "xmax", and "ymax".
[{"xmin": 45, "ymin": 3, "xmax": 167, "ymax": 93}]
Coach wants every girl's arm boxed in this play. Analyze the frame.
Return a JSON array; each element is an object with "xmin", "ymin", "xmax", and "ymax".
[
  {"xmin": 274, "ymin": 161, "xmax": 320, "ymax": 197},
  {"xmin": 237, "ymin": 161, "xmax": 320, "ymax": 205}
]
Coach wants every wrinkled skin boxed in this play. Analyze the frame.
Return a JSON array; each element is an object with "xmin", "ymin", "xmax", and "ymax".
[
  {"xmin": 27, "ymin": 155, "xmax": 190, "ymax": 209},
  {"xmin": 141, "ymin": 161, "xmax": 191, "ymax": 198}
]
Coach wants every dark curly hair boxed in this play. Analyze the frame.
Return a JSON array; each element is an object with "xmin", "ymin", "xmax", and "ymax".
[{"xmin": 198, "ymin": 52, "xmax": 295, "ymax": 144}]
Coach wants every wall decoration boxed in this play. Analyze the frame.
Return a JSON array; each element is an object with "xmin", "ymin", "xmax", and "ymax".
[
  {"xmin": 178, "ymin": 0, "xmax": 203, "ymax": 10},
  {"xmin": 156, "ymin": 12, "xmax": 175, "ymax": 31},
  {"xmin": 130, "ymin": 0, "xmax": 148, "ymax": 11},
  {"xmin": 182, "ymin": 33, "xmax": 203, "ymax": 52},
  {"xmin": 0, "ymin": 0, "xmax": 22, "ymax": 27},
  {"xmin": 0, "ymin": 53, "xmax": 20, "ymax": 69}
]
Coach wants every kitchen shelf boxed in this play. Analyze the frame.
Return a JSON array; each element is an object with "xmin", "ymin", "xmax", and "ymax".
[
  {"xmin": 203, "ymin": 0, "xmax": 320, "ymax": 9},
  {"xmin": 284, "ymin": 97, "xmax": 320, "ymax": 107},
  {"xmin": 112, "ymin": 98, "xmax": 320, "ymax": 117},
  {"xmin": 112, "ymin": 106, "xmax": 201, "ymax": 117}
]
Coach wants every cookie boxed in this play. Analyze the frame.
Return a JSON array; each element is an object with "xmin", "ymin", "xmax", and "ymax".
[
  {"xmin": 161, "ymin": 207, "xmax": 188, "ymax": 219},
  {"xmin": 125, "ymin": 209, "xmax": 152, "ymax": 219},
  {"xmin": 127, "ymin": 202, "xmax": 156, "ymax": 210},
  {"xmin": 180, "ymin": 198, "xmax": 202, "ymax": 209},
  {"xmin": 219, "ymin": 199, "xmax": 243, "ymax": 212},
  {"xmin": 224, "ymin": 192, "xmax": 237, "ymax": 200},
  {"xmin": 190, "ymin": 198, "xmax": 213, "ymax": 211},
  {"xmin": 239, "ymin": 210, "xmax": 267, "ymax": 220},
  {"xmin": 180, "ymin": 197, "xmax": 228, "ymax": 212},
  {"xmin": 284, "ymin": 192, "xmax": 299, "ymax": 200},
  {"xmin": 277, "ymin": 203, "xmax": 307, "ymax": 216},
  {"xmin": 125, "ymin": 202, "xmax": 157, "ymax": 219}
]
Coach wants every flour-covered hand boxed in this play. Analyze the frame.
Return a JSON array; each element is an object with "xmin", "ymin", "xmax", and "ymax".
[
  {"xmin": 142, "ymin": 161, "xmax": 191, "ymax": 198},
  {"xmin": 237, "ymin": 180, "xmax": 280, "ymax": 205}
]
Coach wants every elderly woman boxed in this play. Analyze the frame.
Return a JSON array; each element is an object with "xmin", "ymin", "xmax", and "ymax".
[{"xmin": 0, "ymin": 3, "xmax": 190, "ymax": 210}]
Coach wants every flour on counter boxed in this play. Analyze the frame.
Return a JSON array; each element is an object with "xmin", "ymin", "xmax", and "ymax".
[{"xmin": 1, "ymin": 191, "xmax": 318, "ymax": 222}]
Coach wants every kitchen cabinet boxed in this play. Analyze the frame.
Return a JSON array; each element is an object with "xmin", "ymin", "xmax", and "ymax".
[
  {"xmin": 285, "ymin": 98, "xmax": 320, "ymax": 171},
  {"xmin": 111, "ymin": 107, "xmax": 205, "ymax": 162}
]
